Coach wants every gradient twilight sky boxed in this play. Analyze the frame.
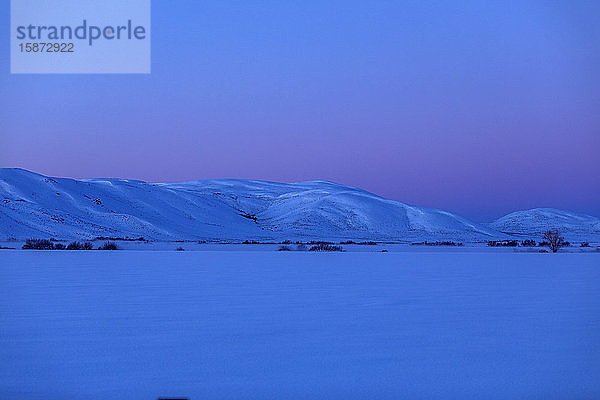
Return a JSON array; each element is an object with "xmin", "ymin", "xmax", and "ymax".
[{"xmin": 1, "ymin": 1, "xmax": 599, "ymax": 221}]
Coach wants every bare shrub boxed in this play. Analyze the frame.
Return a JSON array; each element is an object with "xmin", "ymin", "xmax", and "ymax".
[
  {"xmin": 66, "ymin": 241, "xmax": 84, "ymax": 250},
  {"xmin": 98, "ymin": 241, "xmax": 118, "ymax": 250},
  {"xmin": 22, "ymin": 239, "xmax": 54, "ymax": 250},
  {"xmin": 66, "ymin": 241, "xmax": 93, "ymax": 250},
  {"xmin": 487, "ymin": 240, "xmax": 519, "ymax": 247},
  {"xmin": 308, "ymin": 243, "xmax": 343, "ymax": 252},
  {"xmin": 543, "ymin": 230, "xmax": 565, "ymax": 253}
]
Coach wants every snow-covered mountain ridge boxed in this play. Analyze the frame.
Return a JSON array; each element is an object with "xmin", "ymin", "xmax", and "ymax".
[
  {"xmin": 489, "ymin": 208, "xmax": 600, "ymax": 240},
  {"xmin": 1, "ymin": 168, "xmax": 598, "ymax": 241}
]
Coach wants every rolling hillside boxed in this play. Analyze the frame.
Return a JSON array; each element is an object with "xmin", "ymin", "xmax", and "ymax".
[
  {"xmin": 490, "ymin": 208, "xmax": 600, "ymax": 240},
  {"xmin": 1, "ymin": 168, "xmax": 500, "ymax": 241}
]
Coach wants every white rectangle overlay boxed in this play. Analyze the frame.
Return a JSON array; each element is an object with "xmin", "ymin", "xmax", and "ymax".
[{"xmin": 11, "ymin": 0, "xmax": 151, "ymax": 74}]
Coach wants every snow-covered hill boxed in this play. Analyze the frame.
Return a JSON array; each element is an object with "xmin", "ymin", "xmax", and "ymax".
[
  {"xmin": 1, "ymin": 168, "xmax": 597, "ymax": 242},
  {"xmin": 0, "ymin": 168, "xmax": 501, "ymax": 241},
  {"xmin": 490, "ymin": 208, "xmax": 600, "ymax": 241}
]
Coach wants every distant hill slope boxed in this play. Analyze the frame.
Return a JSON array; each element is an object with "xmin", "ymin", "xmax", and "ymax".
[
  {"xmin": 0, "ymin": 168, "xmax": 502, "ymax": 241},
  {"xmin": 490, "ymin": 208, "xmax": 600, "ymax": 240},
  {"xmin": 1, "ymin": 169, "xmax": 597, "ymax": 242}
]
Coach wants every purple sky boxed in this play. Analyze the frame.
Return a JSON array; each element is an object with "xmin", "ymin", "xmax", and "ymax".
[{"xmin": 1, "ymin": 1, "xmax": 599, "ymax": 221}]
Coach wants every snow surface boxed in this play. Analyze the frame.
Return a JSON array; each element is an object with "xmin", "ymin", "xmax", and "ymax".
[
  {"xmin": 1, "ymin": 168, "xmax": 599, "ymax": 241},
  {"xmin": 1, "ymin": 251, "xmax": 599, "ymax": 399}
]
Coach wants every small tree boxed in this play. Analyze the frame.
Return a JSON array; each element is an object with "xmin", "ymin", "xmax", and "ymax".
[{"xmin": 543, "ymin": 230, "xmax": 565, "ymax": 253}]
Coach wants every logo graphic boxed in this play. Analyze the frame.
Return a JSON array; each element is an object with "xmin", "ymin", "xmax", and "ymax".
[{"xmin": 11, "ymin": 0, "xmax": 151, "ymax": 74}]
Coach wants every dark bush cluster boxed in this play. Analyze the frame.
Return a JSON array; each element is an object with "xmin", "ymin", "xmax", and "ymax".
[
  {"xmin": 242, "ymin": 240, "xmax": 261, "ymax": 244},
  {"xmin": 95, "ymin": 236, "xmax": 144, "ymax": 242},
  {"xmin": 308, "ymin": 243, "xmax": 344, "ymax": 252},
  {"xmin": 66, "ymin": 241, "xmax": 94, "ymax": 250},
  {"xmin": 22, "ymin": 239, "xmax": 55, "ymax": 250},
  {"xmin": 538, "ymin": 239, "xmax": 569, "ymax": 248},
  {"xmin": 22, "ymin": 239, "xmax": 102, "ymax": 250},
  {"xmin": 581, "ymin": 242, "xmax": 591, "ymax": 247},
  {"xmin": 97, "ymin": 241, "xmax": 118, "ymax": 250},
  {"xmin": 521, "ymin": 239, "xmax": 537, "ymax": 247},
  {"xmin": 277, "ymin": 243, "xmax": 342, "ymax": 251},
  {"xmin": 486, "ymin": 231, "xmax": 579, "ymax": 253},
  {"xmin": 487, "ymin": 240, "xmax": 519, "ymax": 247},
  {"xmin": 412, "ymin": 241, "xmax": 464, "ymax": 246}
]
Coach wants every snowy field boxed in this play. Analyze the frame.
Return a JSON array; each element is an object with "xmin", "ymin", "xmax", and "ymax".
[{"xmin": 1, "ymin": 251, "xmax": 599, "ymax": 399}]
